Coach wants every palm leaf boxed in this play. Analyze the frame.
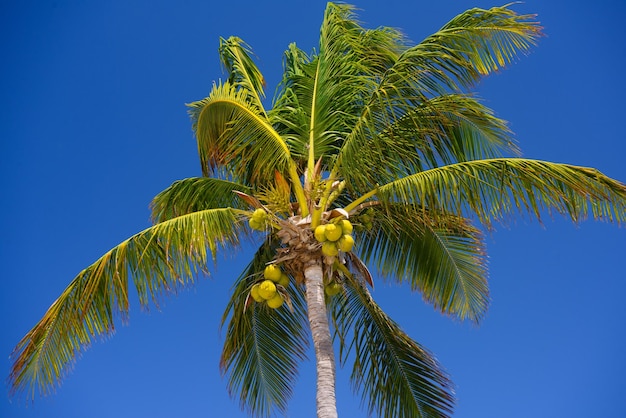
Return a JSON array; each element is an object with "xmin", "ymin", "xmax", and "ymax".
[
  {"xmin": 385, "ymin": 5, "xmax": 542, "ymax": 97},
  {"xmin": 435, "ymin": 5, "xmax": 542, "ymax": 80},
  {"xmin": 271, "ymin": 44, "xmax": 313, "ymax": 165},
  {"xmin": 305, "ymin": 3, "xmax": 372, "ymax": 172},
  {"xmin": 9, "ymin": 208, "xmax": 242, "ymax": 399},
  {"xmin": 339, "ymin": 94, "xmax": 517, "ymax": 189},
  {"xmin": 377, "ymin": 158, "xmax": 626, "ymax": 227},
  {"xmin": 220, "ymin": 241, "xmax": 309, "ymax": 417},
  {"xmin": 219, "ymin": 36, "xmax": 267, "ymax": 116},
  {"xmin": 189, "ymin": 81, "xmax": 308, "ymax": 214},
  {"xmin": 333, "ymin": 4, "xmax": 539, "ymax": 187},
  {"xmin": 188, "ymin": 81, "xmax": 291, "ymax": 184},
  {"xmin": 151, "ymin": 177, "xmax": 253, "ymax": 222},
  {"xmin": 271, "ymin": 3, "xmax": 405, "ymax": 175},
  {"xmin": 331, "ymin": 274, "xmax": 455, "ymax": 418},
  {"xmin": 357, "ymin": 205, "xmax": 489, "ymax": 323}
]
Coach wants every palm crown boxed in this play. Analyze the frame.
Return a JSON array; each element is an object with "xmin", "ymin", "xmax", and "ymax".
[{"xmin": 9, "ymin": 3, "xmax": 626, "ymax": 418}]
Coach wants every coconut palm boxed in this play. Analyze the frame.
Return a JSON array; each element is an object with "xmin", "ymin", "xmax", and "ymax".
[{"xmin": 9, "ymin": 3, "xmax": 626, "ymax": 418}]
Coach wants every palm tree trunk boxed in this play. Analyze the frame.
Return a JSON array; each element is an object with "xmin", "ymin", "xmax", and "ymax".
[{"xmin": 304, "ymin": 259, "xmax": 338, "ymax": 418}]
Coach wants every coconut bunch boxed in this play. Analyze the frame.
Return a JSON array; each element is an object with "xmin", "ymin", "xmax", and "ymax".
[
  {"xmin": 249, "ymin": 264, "xmax": 290, "ymax": 309},
  {"xmin": 313, "ymin": 219, "xmax": 355, "ymax": 258},
  {"xmin": 312, "ymin": 218, "xmax": 356, "ymax": 299},
  {"xmin": 357, "ymin": 208, "xmax": 375, "ymax": 230},
  {"xmin": 248, "ymin": 208, "xmax": 269, "ymax": 231},
  {"xmin": 324, "ymin": 279, "xmax": 342, "ymax": 297}
]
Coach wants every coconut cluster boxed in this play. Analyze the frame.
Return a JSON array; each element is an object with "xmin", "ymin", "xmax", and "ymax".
[
  {"xmin": 314, "ymin": 219, "xmax": 355, "ymax": 258},
  {"xmin": 249, "ymin": 264, "xmax": 289, "ymax": 309},
  {"xmin": 313, "ymin": 219, "xmax": 355, "ymax": 298},
  {"xmin": 324, "ymin": 280, "xmax": 342, "ymax": 297},
  {"xmin": 248, "ymin": 208, "xmax": 268, "ymax": 231},
  {"xmin": 358, "ymin": 208, "xmax": 375, "ymax": 230}
]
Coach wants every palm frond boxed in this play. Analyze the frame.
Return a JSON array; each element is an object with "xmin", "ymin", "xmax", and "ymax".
[
  {"xmin": 386, "ymin": 5, "xmax": 542, "ymax": 97},
  {"xmin": 339, "ymin": 94, "xmax": 517, "ymax": 189},
  {"xmin": 272, "ymin": 3, "xmax": 406, "ymax": 175},
  {"xmin": 357, "ymin": 206, "xmax": 489, "ymax": 322},
  {"xmin": 307, "ymin": 3, "xmax": 371, "ymax": 170},
  {"xmin": 189, "ymin": 81, "xmax": 308, "ymax": 214},
  {"xmin": 333, "ymin": 4, "xmax": 538, "ymax": 188},
  {"xmin": 219, "ymin": 36, "xmax": 267, "ymax": 116},
  {"xmin": 151, "ymin": 177, "xmax": 253, "ymax": 222},
  {"xmin": 435, "ymin": 5, "xmax": 542, "ymax": 80},
  {"xmin": 270, "ymin": 42, "xmax": 314, "ymax": 164},
  {"xmin": 188, "ymin": 81, "xmax": 291, "ymax": 184},
  {"xmin": 377, "ymin": 158, "xmax": 626, "ymax": 227},
  {"xmin": 220, "ymin": 241, "xmax": 309, "ymax": 417},
  {"xmin": 9, "ymin": 208, "xmax": 242, "ymax": 399},
  {"xmin": 316, "ymin": 2, "xmax": 402, "ymax": 131},
  {"xmin": 331, "ymin": 274, "xmax": 455, "ymax": 417}
]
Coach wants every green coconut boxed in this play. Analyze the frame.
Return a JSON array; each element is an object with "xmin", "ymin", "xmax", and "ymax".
[
  {"xmin": 277, "ymin": 273, "xmax": 290, "ymax": 287},
  {"xmin": 252, "ymin": 208, "xmax": 267, "ymax": 222},
  {"xmin": 324, "ymin": 282, "xmax": 342, "ymax": 297},
  {"xmin": 248, "ymin": 218, "xmax": 263, "ymax": 231},
  {"xmin": 264, "ymin": 264, "xmax": 282, "ymax": 282},
  {"xmin": 266, "ymin": 293, "xmax": 284, "ymax": 309},
  {"xmin": 314, "ymin": 225, "xmax": 327, "ymax": 242},
  {"xmin": 321, "ymin": 241, "xmax": 339, "ymax": 257},
  {"xmin": 339, "ymin": 219, "xmax": 353, "ymax": 235},
  {"xmin": 258, "ymin": 280, "xmax": 277, "ymax": 300},
  {"xmin": 337, "ymin": 234, "xmax": 355, "ymax": 253},
  {"xmin": 324, "ymin": 224, "xmax": 343, "ymax": 242},
  {"xmin": 250, "ymin": 284, "xmax": 264, "ymax": 302}
]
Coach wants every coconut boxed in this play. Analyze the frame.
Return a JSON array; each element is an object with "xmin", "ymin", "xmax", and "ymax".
[
  {"xmin": 337, "ymin": 234, "xmax": 355, "ymax": 253},
  {"xmin": 339, "ymin": 219, "xmax": 353, "ymax": 234},
  {"xmin": 266, "ymin": 293, "xmax": 284, "ymax": 309},
  {"xmin": 321, "ymin": 241, "xmax": 339, "ymax": 257},
  {"xmin": 278, "ymin": 273, "xmax": 290, "ymax": 287},
  {"xmin": 325, "ymin": 282, "xmax": 342, "ymax": 297},
  {"xmin": 248, "ymin": 218, "xmax": 263, "ymax": 230},
  {"xmin": 252, "ymin": 208, "xmax": 267, "ymax": 222},
  {"xmin": 264, "ymin": 264, "xmax": 282, "ymax": 282},
  {"xmin": 258, "ymin": 280, "xmax": 277, "ymax": 300},
  {"xmin": 250, "ymin": 284, "xmax": 264, "ymax": 302},
  {"xmin": 314, "ymin": 225, "xmax": 327, "ymax": 242},
  {"xmin": 324, "ymin": 224, "xmax": 343, "ymax": 242}
]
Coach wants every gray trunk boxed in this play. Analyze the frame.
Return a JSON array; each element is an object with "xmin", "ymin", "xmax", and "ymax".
[{"xmin": 304, "ymin": 259, "xmax": 338, "ymax": 418}]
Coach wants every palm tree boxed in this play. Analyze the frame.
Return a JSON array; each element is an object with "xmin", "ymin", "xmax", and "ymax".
[{"xmin": 9, "ymin": 3, "xmax": 626, "ymax": 418}]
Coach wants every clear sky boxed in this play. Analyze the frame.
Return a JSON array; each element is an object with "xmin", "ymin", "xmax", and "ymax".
[{"xmin": 2, "ymin": 1, "xmax": 625, "ymax": 417}]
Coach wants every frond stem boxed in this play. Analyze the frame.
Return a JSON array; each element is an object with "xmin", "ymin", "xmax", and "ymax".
[{"xmin": 344, "ymin": 188, "xmax": 378, "ymax": 214}]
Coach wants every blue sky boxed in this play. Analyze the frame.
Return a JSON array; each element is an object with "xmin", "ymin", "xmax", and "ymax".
[{"xmin": 2, "ymin": 1, "xmax": 625, "ymax": 417}]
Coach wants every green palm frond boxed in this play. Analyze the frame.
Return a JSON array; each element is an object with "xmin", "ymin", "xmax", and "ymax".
[
  {"xmin": 332, "ymin": 274, "xmax": 455, "ymax": 418},
  {"xmin": 435, "ymin": 5, "xmax": 542, "ymax": 81},
  {"xmin": 339, "ymin": 94, "xmax": 517, "ymax": 189},
  {"xmin": 9, "ymin": 208, "xmax": 242, "ymax": 399},
  {"xmin": 188, "ymin": 81, "xmax": 308, "ymax": 214},
  {"xmin": 151, "ymin": 177, "xmax": 253, "ymax": 222},
  {"xmin": 272, "ymin": 17, "xmax": 403, "ymax": 170},
  {"xmin": 219, "ymin": 36, "xmax": 267, "ymax": 116},
  {"xmin": 188, "ymin": 81, "xmax": 290, "ymax": 183},
  {"xmin": 270, "ymin": 43, "xmax": 314, "ymax": 164},
  {"xmin": 306, "ymin": 3, "xmax": 372, "ymax": 172},
  {"xmin": 220, "ymin": 241, "xmax": 309, "ymax": 417},
  {"xmin": 388, "ymin": 5, "xmax": 542, "ymax": 97},
  {"xmin": 357, "ymin": 206, "xmax": 488, "ymax": 322},
  {"xmin": 272, "ymin": 3, "xmax": 405, "ymax": 176},
  {"xmin": 332, "ymin": 5, "xmax": 539, "ymax": 188},
  {"xmin": 377, "ymin": 158, "xmax": 626, "ymax": 227}
]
